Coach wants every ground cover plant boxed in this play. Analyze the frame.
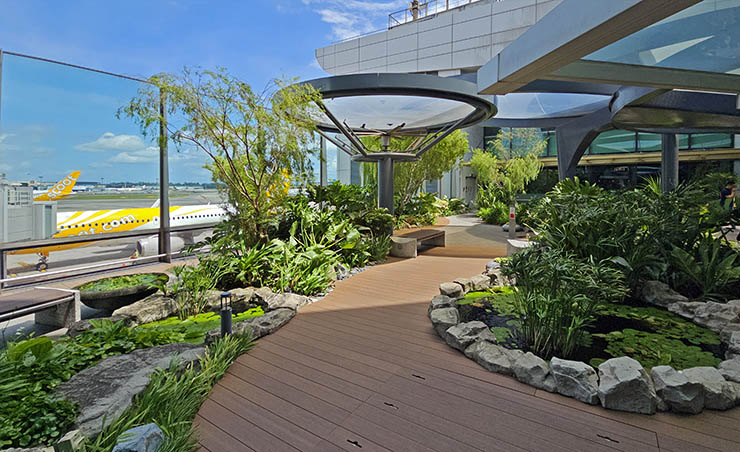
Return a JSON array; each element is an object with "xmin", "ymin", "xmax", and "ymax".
[
  {"xmin": 0, "ymin": 320, "xmax": 184, "ymax": 448},
  {"xmin": 139, "ymin": 307, "xmax": 264, "ymax": 344},
  {"xmin": 77, "ymin": 273, "xmax": 168, "ymax": 292}
]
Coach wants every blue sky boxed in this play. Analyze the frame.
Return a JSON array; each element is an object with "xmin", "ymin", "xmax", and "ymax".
[{"xmin": 0, "ymin": 0, "xmax": 405, "ymax": 183}]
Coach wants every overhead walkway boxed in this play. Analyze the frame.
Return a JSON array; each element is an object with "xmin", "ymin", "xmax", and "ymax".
[{"xmin": 195, "ymin": 244, "xmax": 739, "ymax": 452}]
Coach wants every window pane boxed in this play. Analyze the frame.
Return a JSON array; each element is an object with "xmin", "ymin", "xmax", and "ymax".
[
  {"xmin": 638, "ymin": 133, "xmax": 662, "ymax": 152},
  {"xmin": 591, "ymin": 130, "xmax": 637, "ymax": 154},
  {"xmin": 690, "ymin": 133, "xmax": 732, "ymax": 149}
]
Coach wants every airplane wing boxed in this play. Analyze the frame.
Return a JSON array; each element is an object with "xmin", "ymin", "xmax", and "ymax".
[{"xmin": 34, "ymin": 171, "xmax": 81, "ymax": 202}]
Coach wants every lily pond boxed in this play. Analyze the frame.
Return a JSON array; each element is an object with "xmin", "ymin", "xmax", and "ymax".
[
  {"xmin": 459, "ymin": 288, "xmax": 723, "ymax": 370},
  {"xmin": 139, "ymin": 307, "xmax": 264, "ymax": 344}
]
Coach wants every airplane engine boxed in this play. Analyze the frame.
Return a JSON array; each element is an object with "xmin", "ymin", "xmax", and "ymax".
[{"xmin": 136, "ymin": 234, "xmax": 188, "ymax": 257}]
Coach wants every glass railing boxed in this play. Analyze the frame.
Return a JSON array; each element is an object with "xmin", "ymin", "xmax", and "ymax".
[{"xmin": 388, "ymin": 0, "xmax": 486, "ymax": 29}]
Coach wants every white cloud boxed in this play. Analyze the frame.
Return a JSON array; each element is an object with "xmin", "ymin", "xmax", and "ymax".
[
  {"xmin": 0, "ymin": 163, "xmax": 11, "ymax": 172},
  {"xmin": 0, "ymin": 133, "xmax": 13, "ymax": 144},
  {"xmin": 75, "ymin": 132, "xmax": 154, "ymax": 153},
  {"xmin": 110, "ymin": 147, "xmax": 159, "ymax": 164},
  {"xmin": 302, "ymin": 0, "xmax": 406, "ymax": 41}
]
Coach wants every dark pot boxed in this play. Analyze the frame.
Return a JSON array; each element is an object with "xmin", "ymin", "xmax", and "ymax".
[{"xmin": 75, "ymin": 273, "xmax": 169, "ymax": 312}]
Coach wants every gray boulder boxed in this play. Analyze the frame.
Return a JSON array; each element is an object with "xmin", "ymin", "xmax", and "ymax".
[
  {"xmin": 427, "ymin": 295, "xmax": 456, "ymax": 316},
  {"xmin": 112, "ymin": 423, "xmax": 164, "ymax": 452},
  {"xmin": 205, "ymin": 308, "xmax": 296, "ymax": 345},
  {"xmin": 55, "ymin": 343, "xmax": 204, "ymax": 438},
  {"xmin": 264, "ymin": 293, "xmax": 311, "ymax": 311},
  {"xmin": 718, "ymin": 358, "xmax": 740, "ymax": 383},
  {"xmin": 726, "ymin": 331, "xmax": 740, "ymax": 360},
  {"xmin": 597, "ymin": 357, "xmax": 658, "ymax": 414},
  {"xmin": 668, "ymin": 300, "xmax": 740, "ymax": 333},
  {"xmin": 640, "ymin": 280, "xmax": 688, "ymax": 307},
  {"xmin": 112, "ymin": 294, "xmax": 177, "ymax": 327},
  {"xmin": 470, "ymin": 274, "xmax": 492, "ymax": 291},
  {"xmin": 512, "ymin": 352, "xmax": 556, "ymax": 392},
  {"xmin": 444, "ymin": 321, "xmax": 489, "ymax": 351},
  {"xmin": 3, "ymin": 446, "xmax": 54, "ymax": 452},
  {"xmin": 464, "ymin": 341, "xmax": 521, "ymax": 375},
  {"xmin": 550, "ymin": 357, "xmax": 599, "ymax": 405},
  {"xmin": 651, "ymin": 366, "xmax": 704, "ymax": 414},
  {"xmin": 430, "ymin": 307, "xmax": 459, "ymax": 338},
  {"xmin": 485, "ymin": 260, "xmax": 500, "ymax": 271},
  {"xmin": 440, "ymin": 282, "xmax": 464, "ymax": 299},
  {"xmin": 720, "ymin": 323, "xmax": 740, "ymax": 345},
  {"xmin": 453, "ymin": 277, "xmax": 473, "ymax": 293},
  {"xmin": 683, "ymin": 366, "xmax": 737, "ymax": 411}
]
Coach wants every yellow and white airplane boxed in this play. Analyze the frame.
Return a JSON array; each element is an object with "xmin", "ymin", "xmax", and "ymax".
[{"xmin": 12, "ymin": 172, "xmax": 227, "ymax": 270}]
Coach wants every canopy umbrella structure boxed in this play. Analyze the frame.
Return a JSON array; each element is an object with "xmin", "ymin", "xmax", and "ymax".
[{"xmin": 300, "ymin": 73, "xmax": 496, "ymax": 215}]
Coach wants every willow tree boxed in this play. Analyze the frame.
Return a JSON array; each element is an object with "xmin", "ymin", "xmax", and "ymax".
[
  {"xmin": 121, "ymin": 67, "xmax": 321, "ymax": 241},
  {"xmin": 362, "ymin": 129, "xmax": 468, "ymax": 211},
  {"xmin": 470, "ymin": 128, "xmax": 545, "ymax": 206}
]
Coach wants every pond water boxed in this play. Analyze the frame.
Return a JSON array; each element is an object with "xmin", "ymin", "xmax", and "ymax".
[{"xmin": 458, "ymin": 291, "xmax": 723, "ymax": 370}]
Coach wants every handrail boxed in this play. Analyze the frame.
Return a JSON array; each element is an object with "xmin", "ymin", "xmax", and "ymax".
[
  {"xmin": 0, "ymin": 224, "xmax": 216, "ymax": 252},
  {"xmin": 388, "ymin": 0, "xmax": 483, "ymax": 29}
]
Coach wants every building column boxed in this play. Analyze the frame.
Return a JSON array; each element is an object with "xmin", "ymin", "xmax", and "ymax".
[
  {"xmin": 661, "ymin": 133, "xmax": 679, "ymax": 192},
  {"xmin": 378, "ymin": 157, "xmax": 394, "ymax": 217}
]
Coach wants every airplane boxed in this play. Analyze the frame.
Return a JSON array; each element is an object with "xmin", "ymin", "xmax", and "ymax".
[
  {"xmin": 10, "ymin": 203, "xmax": 227, "ymax": 270},
  {"xmin": 33, "ymin": 171, "xmax": 81, "ymax": 201}
]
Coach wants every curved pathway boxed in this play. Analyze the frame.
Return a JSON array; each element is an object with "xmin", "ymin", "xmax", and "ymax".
[{"xmin": 195, "ymin": 253, "xmax": 740, "ymax": 452}]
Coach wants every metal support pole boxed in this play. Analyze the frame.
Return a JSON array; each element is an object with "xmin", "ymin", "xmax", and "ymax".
[
  {"xmin": 661, "ymin": 133, "xmax": 679, "ymax": 193},
  {"xmin": 320, "ymin": 136, "xmax": 328, "ymax": 186},
  {"xmin": 158, "ymin": 88, "xmax": 171, "ymax": 262},
  {"xmin": 378, "ymin": 157, "xmax": 394, "ymax": 216}
]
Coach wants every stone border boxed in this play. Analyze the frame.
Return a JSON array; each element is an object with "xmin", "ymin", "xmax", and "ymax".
[{"xmin": 429, "ymin": 262, "xmax": 740, "ymax": 415}]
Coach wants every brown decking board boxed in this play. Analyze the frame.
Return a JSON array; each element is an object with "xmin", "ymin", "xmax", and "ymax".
[{"xmin": 196, "ymin": 252, "xmax": 740, "ymax": 452}]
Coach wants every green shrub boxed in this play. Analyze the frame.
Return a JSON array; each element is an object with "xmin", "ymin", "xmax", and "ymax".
[
  {"xmin": 395, "ymin": 192, "xmax": 440, "ymax": 228},
  {"xmin": 171, "ymin": 265, "xmax": 218, "ymax": 320},
  {"xmin": 503, "ymin": 246, "xmax": 627, "ymax": 359},
  {"xmin": 478, "ymin": 204, "xmax": 508, "ymax": 225},
  {"xmin": 670, "ymin": 234, "xmax": 740, "ymax": 300}
]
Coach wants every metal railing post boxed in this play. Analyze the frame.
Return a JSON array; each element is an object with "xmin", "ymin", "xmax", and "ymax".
[{"xmin": 158, "ymin": 88, "xmax": 171, "ymax": 263}]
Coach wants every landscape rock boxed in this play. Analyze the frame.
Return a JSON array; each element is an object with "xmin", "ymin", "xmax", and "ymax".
[
  {"xmin": 55, "ymin": 343, "xmax": 204, "ymax": 438},
  {"xmin": 440, "ymin": 282, "xmax": 464, "ymax": 298},
  {"xmin": 2, "ymin": 447, "xmax": 54, "ymax": 452},
  {"xmin": 205, "ymin": 308, "xmax": 296, "ymax": 345},
  {"xmin": 55, "ymin": 430, "xmax": 85, "ymax": 452},
  {"xmin": 253, "ymin": 286, "xmax": 275, "ymax": 303},
  {"xmin": 453, "ymin": 277, "xmax": 473, "ymax": 293},
  {"xmin": 720, "ymin": 323, "xmax": 740, "ymax": 345},
  {"xmin": 264, "ymin": 293, "xmax": 312, "ymax": 311},
  {"xmin": 427, "ymin": 295, "xmax": 456, "ymax": 316},
  {"xmin": 718, "ymin": 358, "xmax": 740, "ymax": 383},
  {"xmin": 640, "ymin": 280, "xmax": 688, "ymax": 307},
  {"xmin": 512, "ymin": 352, "xmax": 556, "ymax": 392},
  {"xmin": 469, "ymin": 274, "xmax": 492, "ymax": 291},
  {"xmin": 430, "ymin": 307, "xmax": 459, "ymax": 338},
  {"xmin": 464, "ymin": 341, "xmax": 519, "ymax": 375},
  {"xmin": 112, "ymin": 294, "xmax": 177, "ymax": 327},
  {"xmin": 486, "ymin": 268, "xmax": 512, "ymax": 286},
  {"xmin": 550, "ymin": 357, "xmax": 599, "ymax": 405},
  {"xmin": 112, "ymin": 423, "xmax": 164, "ymax": 452},
  {"xmin": 668, "ymin": 300, "xmax": 740, "ymax": 333},
  {"xmin": 651, "ymin": 366, "xmax": 704, "ymax": 414},
  {"xmin": 485, "ymin": 260, "xmax": 500, "ymax": 271},
  {"xmin": 334, "ymin": 264, "xmax": 350, "ymax": 281},
  {"xmin": 683, "ymin": 366, "xmax": 737, "ymax": 410},
  {"xmin": 444, "ymin": 321, "xmax": 489, "ymax": 351},
  {"xmin": 597, "ymin": 357, "xmax": 658, "ymax": 414},
  {"xmin": 726, "ymin": 331, "xmax": 740, "ymax": 359}
]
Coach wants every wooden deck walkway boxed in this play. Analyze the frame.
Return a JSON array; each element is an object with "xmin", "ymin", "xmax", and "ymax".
[{"xmin": 195, "ymin": 253, "xmax": 740, "ymax": 452}]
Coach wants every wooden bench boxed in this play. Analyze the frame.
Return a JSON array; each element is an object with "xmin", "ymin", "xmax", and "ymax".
[
  {"xmin": 0, "ymin": 288, "xmax": 80, "ymax": 328},
  {"xmin": 391, "ymin": 229, "xmax": 446, "ymax": 258}
]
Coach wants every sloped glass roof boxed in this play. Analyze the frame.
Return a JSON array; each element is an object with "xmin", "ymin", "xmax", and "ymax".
[
  {"xmin": 493, "ymin": 93, "xmax": 610, "ymax": 120},
  {"xmin": 585, "ymin": 0, "xmax": 740, "ymax": 76}
]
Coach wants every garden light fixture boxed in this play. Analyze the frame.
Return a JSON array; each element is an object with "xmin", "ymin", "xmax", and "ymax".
[{"xmin": 220, "ymin": 291, "xmax": 232, "ymax": 337}]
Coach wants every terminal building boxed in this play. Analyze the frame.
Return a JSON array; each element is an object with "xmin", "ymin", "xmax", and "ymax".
[{"xmin": 313, "ymin": 0, "xmax": 740, "ymax": 202}]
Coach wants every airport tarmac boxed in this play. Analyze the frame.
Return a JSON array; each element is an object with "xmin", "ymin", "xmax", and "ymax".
[{"xmin": 56, "ymin": 189, "xmax": 224, "ymax": 211}]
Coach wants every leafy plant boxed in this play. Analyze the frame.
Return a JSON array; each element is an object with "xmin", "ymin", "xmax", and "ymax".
[
  {"xmin": 503, "ymin": 246, "xmax": 627, "ymax": 359},
  {"xmin": 477, "ymin": 204, "xmax": 508, "ymax": 225},
  {"xmin": 171, "ymin": 265, "xmax": 218, "ymax": 320},
  {"xmin": 139, "ymin": 308, "xmax": 264, "ymax": 344},
  {"xmin": 670, "ymin": 234, "xmax": 740, "ymax": 300}
]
